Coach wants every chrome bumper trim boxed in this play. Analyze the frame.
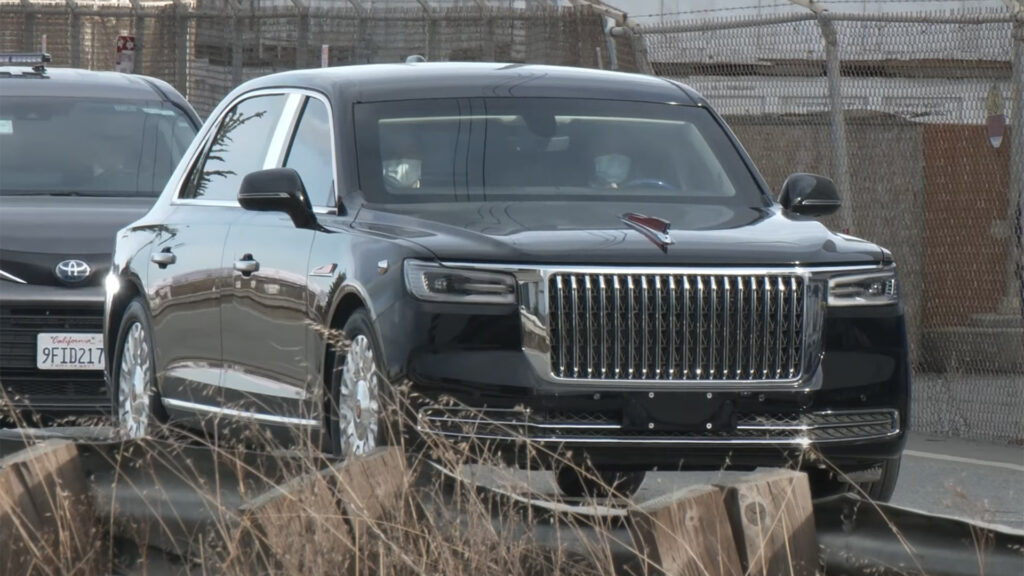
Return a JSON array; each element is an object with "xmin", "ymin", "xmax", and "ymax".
[{"xmin": 417, "ymin": 407, "xmax": 901, "ymax": 446}]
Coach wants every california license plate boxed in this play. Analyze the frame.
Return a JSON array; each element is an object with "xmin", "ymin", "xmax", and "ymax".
[{"xmin": 36, "ymin": 333, "xmax": 105, "ymax": 370}]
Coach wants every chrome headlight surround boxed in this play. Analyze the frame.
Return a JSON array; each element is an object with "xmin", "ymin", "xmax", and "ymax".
[
  {"xmin": 403, "ymin": 260, "xmax": 517, "ymax": 305},
  {"xmin": 827, "ymin": 267, "xmax": 899, "ymax": 307}
]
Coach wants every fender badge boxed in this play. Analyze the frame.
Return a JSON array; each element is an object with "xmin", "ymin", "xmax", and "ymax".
[
  {"xmin": 621, "ymin": 212, "xmax": 674, "ymax": 253},
  {"xmin": 310, "ymin": 263, "xmax": 337, "ymax": 277}
]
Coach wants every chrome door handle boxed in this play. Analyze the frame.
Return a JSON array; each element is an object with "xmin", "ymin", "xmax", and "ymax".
[
  {"xmin": 151, "ymin": 248, "xmax": 176, "ymax": 268},
  {"xmin": 234, "ymin": 255, "xmax": 260, "ymax": 276}
]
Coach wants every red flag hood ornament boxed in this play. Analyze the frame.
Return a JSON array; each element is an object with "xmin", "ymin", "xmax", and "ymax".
[{"xmin": 621, "ymin": 212, "xmax": 674, "ymax": 252}]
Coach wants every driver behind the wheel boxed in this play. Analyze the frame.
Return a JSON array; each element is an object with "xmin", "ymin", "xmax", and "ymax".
[{"xmin": 586, "ymin": 126, "xmax": 633, "ymax": 190}]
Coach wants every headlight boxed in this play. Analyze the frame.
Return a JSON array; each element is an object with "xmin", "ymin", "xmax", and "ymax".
[
  {"xmin": 827, "ymin": 269, "xmax": 898, "ymax": 307},
  {"xmin": 104, "ymin": 272, "xmax": 121, "ymax": 296},
  {"xmin": 404, "ymin": 260, "xmax": 516, "ymax": 305}
]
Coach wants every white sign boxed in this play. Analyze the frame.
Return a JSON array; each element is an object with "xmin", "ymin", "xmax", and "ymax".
[{"xmin": 37, "ymin": 333, "xmax": 104, "ymax": 370}]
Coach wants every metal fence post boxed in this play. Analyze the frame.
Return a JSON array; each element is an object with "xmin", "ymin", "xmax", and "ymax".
[
  {"xmin": 131, "ymin": 0, "xmax": 145, "ymax": 75},
  {"xmin": 67, "ymin": 0, "xmax": 80, "ymax": 68},
  {"xmin": 21, "ymin": 0, "xmax": 35, "ymax": 53},
  {"xmin": 231, "ymin": 3, "xmax": 243, "ymax": 85},
  {"xmin": 1007, "ymin": 16, "xmax": 1024, "ymax": 318},
  {"xmin": 292, "ymin": 0, "xmax": 308, "ymax": 69},
  {"xmin": 818, "ymin": 14, "xmax": 854, "ymax": 234},
  {"xmin": 173, "ymin": 0, "xmax": 188, "ymax": 97}
]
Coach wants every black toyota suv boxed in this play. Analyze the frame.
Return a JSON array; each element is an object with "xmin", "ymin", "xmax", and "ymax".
[
  {"xmin": 0, "ymin": 54, "xmax": 200, "ymax": 415},
  {"xmin": 104, "ymin": 62, "xmax": 909, "ymax": 500}
]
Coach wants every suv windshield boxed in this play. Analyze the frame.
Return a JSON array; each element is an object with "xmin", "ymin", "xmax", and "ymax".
[
  {"xmin": 0, "ymin": 96, "xmax": 196, "ymax": 197},
  {"xmin": 354, "ymin": 97, "xmax": 764, "ymax": 205}
]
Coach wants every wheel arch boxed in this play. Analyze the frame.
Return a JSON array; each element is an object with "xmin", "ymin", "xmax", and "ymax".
[{"xmin": 104, "ymin": 274, "xmax": 145, "ymax": 379}]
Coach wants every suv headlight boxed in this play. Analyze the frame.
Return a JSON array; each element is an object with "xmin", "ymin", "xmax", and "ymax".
[
  {"xmin": 827, "ymin": 269, "xmax": 898, "ymax": 307},
  {"xmin": 404, "ymin": 260, "xmax": 516, "ymax": 305}
]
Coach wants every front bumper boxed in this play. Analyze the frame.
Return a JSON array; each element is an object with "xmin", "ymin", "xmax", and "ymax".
[{"xmin": 0, "ymin": 283, "xmax": 108, "ymax": 413}]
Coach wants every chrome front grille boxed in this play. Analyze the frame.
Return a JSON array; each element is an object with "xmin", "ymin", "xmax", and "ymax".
[{"xmin": 547, "ymin": 272, "xmax": 805, "ymax": 382}]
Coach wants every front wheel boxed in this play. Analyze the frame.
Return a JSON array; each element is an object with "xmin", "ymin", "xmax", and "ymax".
[
  {"xmin": 808, "ymin": 457, "xmax": 901, "ymax": 503},
  {"xmin": 328, "ymin": 310, "xmax": 392, "ymax": 459},
  {"xmin": 111, "ymin": 298, "xmax": 167, "ymax": 439}
]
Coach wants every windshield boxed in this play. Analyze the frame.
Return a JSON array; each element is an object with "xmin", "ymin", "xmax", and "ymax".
[
  {"xmin": 0, "ymin": 96, "xmax": 196, "ymax": 197},
  {"xmin": 354, "ymin": 98, "xmax": 764, "ymax": 205}
]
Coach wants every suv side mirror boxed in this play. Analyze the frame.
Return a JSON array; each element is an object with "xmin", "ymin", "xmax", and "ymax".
[
  {"xmin": 238, "ymin": 168, "xmax": 318, "ymax": 229},
  {"xmin": 778, "ymin": 173, "xmax": 841, "ymax": 217}
]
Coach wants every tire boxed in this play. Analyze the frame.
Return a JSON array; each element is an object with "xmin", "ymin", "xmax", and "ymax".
[
  {"xmin": 111, "ymin": 298, "xmax": 167, "ymax": 439},
  {"xmin": 327, "ymin": 309, "xmax": 393, "ymax": 459},
  {"xmin": 861, "ymin": 457, "xmax": 901, "ymax": 502},
  {"xmin": 555, "ymin": 465, "xmax": 646, "ymax": 499},
  {"xmin": 807, "ymin": 457, "xmax": 901, "ymax": 503}
]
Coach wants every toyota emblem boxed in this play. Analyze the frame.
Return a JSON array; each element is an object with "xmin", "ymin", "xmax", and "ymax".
[{"xmin": 55, "ymin": 259, "xmax": 92, "ymax": 283}]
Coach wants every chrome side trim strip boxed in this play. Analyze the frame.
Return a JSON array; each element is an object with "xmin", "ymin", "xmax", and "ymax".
[{"xmin": 161, "ymin": 398, "xmax": 320, "ymax": 427}]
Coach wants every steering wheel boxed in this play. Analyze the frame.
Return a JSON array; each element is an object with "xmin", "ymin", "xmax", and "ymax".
[{"xmin": 621, "ymin": 178, "xmax": 679, "ymax": 191}]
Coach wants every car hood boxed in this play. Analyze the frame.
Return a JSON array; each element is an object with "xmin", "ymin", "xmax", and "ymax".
[
  {"xmin": 350, "ymin": 201, "xmax": 883, "ymax": 266},
  {"xmin": 0, "ymin": 195, "xmax": 154, "ymax": 287}
]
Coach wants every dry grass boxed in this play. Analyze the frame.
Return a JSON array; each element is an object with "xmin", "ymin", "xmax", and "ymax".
[{"xmin": 0, "ymin": 331, "xmax": 1012, "ymax": 576}]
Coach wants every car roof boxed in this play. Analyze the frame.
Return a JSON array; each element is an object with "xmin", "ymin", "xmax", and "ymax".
[
  {"xmin": 235, "ymin": 62, "xmax": 704, "ymax": 106},
  {"xmin": 0, "ymin": 66, "xmax": 200, "ymax": 122}
]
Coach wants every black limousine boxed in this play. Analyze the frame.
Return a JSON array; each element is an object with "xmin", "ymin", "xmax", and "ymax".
[{"xmin": 104, "ymin": 62, "xmax": 909, "ymax": 499}]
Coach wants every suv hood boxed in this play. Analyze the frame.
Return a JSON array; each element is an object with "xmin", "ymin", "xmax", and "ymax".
[
  {"xmin": 352, "ymin": 201, "xmax": 883, "ymax": 266},
  {"xmin": 0, "ymin": 195, "xmax": 154, "ymax": 287}
]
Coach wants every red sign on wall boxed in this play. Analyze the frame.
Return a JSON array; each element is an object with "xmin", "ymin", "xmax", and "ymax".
[{"xmin": 115, "ymin": 34, "xmax": 135, "ymax": 73}]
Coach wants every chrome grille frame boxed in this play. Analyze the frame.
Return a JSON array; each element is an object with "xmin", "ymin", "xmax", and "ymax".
[
  {"xmin": 437, "ymin": 262, "xmax": 893, "ymax": 390},
  {"xmin": 546, "ymin": 271, "xmax": 812, "ymax": 383}
]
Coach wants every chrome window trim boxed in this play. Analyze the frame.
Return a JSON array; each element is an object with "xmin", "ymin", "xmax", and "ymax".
[
  {"xmin": 161, "ymin": 397, "xmax": 320, "ymax": 427},
  {"xmin": 263, "ymin": 93, "xmax": 305, "ymax": 170},
  {"xmin": 170, "ymin": 88, "xmax": 313, "ymax": 208},
  {"xmin": 426, "ymin": 260, "xmax": 891, "ymax": 390},
  {"xmin": 278, "ymin": 90, "xmax": 341, "ymax": 210}
]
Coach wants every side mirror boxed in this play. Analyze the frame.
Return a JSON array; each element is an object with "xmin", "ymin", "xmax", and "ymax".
[
  {"xmin": 237, "ymin": 168, "xmax": 317, "ymax": 229},
  {"xmin": 778, "ymin": 173, "xmax": 841, "ymax": 217}
]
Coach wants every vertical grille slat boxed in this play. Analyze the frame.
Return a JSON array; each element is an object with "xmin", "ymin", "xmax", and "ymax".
[
  {"xmin": 682, "ymin": 276, "xmax": 690, "ymax": 379},
  {"xmin": 789, "ymin": 276, "xmax": 798, "ymax": 378},
  {"xmin": 734, "ymin": 278, "xmax": 744, "ymax": 379},
  {"xmin": 709, "ymin": 276, "xmax": 718, "ymax": 379},
  {"xmin": 722, "ymin": 277, "xmax": 731, "ymax": 380},
  {"xmin": 613, "ymin": 276, "xmax": 622, "ymax": 379},
  {"xmin": 622, "ymin": 276, "xmax": 630, "ymax": 379},
  {"xmin": 570, "ymin": 275, "xmax": 580, "ymax": 378},
  {"xmin": 776, "ymin": 276, "xmax": 784, "ymax": 379},
  {"xmin": 695, "ymin": 276, "xmax": 704, "ymax": 379},
  {"xmin": 547, "ymin": 272, "xmax": 805, "ymax": 382},
  {"xmin": 654, "ymin": 276, "xmax": 663, "ymax": 379},
  {"xmin": 667, "ymin": 276, "xmax": 677, "ymax": 379},
  {"xmin": 641, "ymin": 276, "xmax": 650, "ymax": 379},
  {"xmin": 589, "ymin": 272, "xmax": 598, "ymax": 377},
  {"xmin": 762, "ymin": 276, "xmax": 770, "ymax": 379}
]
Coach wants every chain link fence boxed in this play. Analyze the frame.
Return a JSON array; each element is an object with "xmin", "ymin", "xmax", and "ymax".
[
  {"xmin": 636, "ymin": 5, "xmax": 1024, "ymax": 443},
  {"xmin": 1, "ymin": 0, "xmax": 1021, "ymax": 442}
]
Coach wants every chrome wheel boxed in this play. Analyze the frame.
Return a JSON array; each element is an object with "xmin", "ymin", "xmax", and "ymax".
[
  {"xmin": 336, "ymin": 334, "xmax": 380, "ymax": 458},
  {"xmin": 118, "ymin": 321, "xmax": 153, "ymax": 439}
]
